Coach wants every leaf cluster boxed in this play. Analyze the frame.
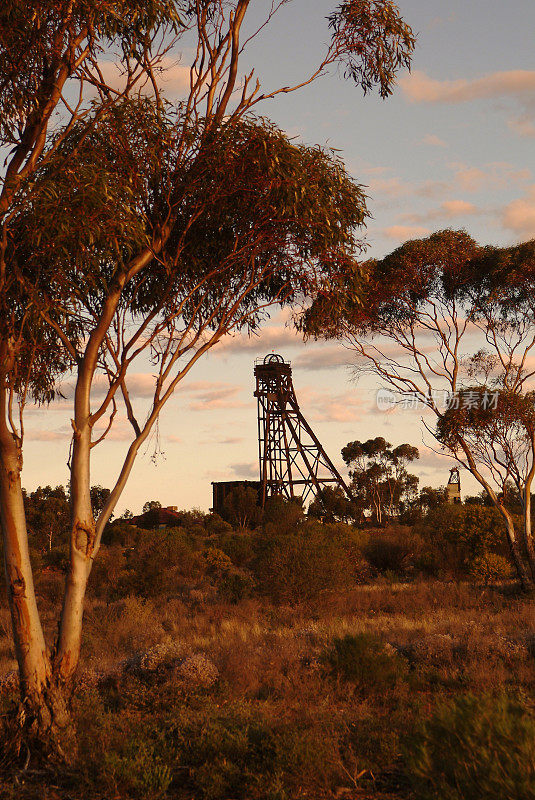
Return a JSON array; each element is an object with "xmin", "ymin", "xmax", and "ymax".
[
  {"xmin": 14, "ymin": 105, "xmax": 370, "ymax": 336},
  {"xmin": 0, "ymin": 0, "xmax": 185, "ymax": 146},
  {"xmin": 329, "ymin": 0, "xmax": 416, "ymax": 98}
]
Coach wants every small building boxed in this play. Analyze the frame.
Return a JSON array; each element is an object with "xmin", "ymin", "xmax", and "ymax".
[{"xmin": 130, "ymin": 506, "xmax": 184, "ymax": 530}]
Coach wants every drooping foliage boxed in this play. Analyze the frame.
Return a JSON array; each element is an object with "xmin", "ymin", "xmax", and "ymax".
[{"xmin": 328, "ymin": 0, "xmax": 415, "ymax": 97}]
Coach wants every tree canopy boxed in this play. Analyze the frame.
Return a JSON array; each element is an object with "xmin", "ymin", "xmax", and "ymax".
[{"xmin": 305, "ymin": 229, "xmax": 535, "ymax": 587}]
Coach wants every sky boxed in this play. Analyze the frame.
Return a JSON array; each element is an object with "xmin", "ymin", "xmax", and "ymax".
[{"xmin": 20, "ymin": 0, "xmax": 535, "ymax": 513}]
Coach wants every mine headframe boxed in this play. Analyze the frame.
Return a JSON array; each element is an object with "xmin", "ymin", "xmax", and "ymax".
[
  {"xmin": 254, "ymin": 353, "xmax": 351, "ymax": 506},
  {"xmin": 446, "ymin": 467, "xmax": 462, "ymax": 504}
]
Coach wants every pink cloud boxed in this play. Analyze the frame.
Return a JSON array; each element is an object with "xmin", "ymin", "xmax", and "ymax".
[
  {"xmin": 384, "ymin": 225, "xmax": 431, "ymax": 241},
  {"xmin": 421, "ymin": 134, "xmax": 447, "ymax": 147},
  {"xmin": 185, "ymin": 382, "xmax": 249, "ymax": 411},
  {"xmin": 399, "ymin": 199, "xmax": 478, "ymax": 225},
  {"xmin": 25, "ymin": 430, "xmax": 69, "ymax": 442},
  {"xmin": 93, "ymin": 57, "xmax": 191, "ymax": 98},
  {"xmin": 508, "ymin": 115, "xmax": 535, "ymax": 138},
  {"xmin": 451, "ymin": 162, "xmax": 531, "ymax": 194},
  {"xmin": 229, "ymin": 462, "xmax": 258, "ymax": 480},
  {"xmin": 502, "ymin": 186, "xmax": 535, "ymax": 238},
  {"xmin": 441, "ymin": 199, "xmax": 476, "ymax": 216},
  {"xmin": 415, "ymin": 180, "xmax": 452, "ymax": 199},
  {"xmin": 297, "ymin": 387, "xmax": 364, "ymax": 423},
  {"xmin": 401, "ymin": 71, "xmax": 535, "ymax": 139},
  {"xmin": 215, "ymin": 325, "xmax": 300, "ymax": 355},
  {"xmin": 367, "ymin": 176, "xmax": 409, "ymax": 199},
  {"xmin": 401, "ymin": 69, "xmax": 535, "ymax": 104}
]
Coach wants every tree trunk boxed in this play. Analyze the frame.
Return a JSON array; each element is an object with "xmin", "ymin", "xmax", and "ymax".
[
  {"xmin": 522, "ymin": 478, "xmax": 535, "ymax": 582},
  {"xmin": 499, "ymin": 504, "xmax": 533, "ymax": 591},
  {"xmin": 0, "ymin": 388, "xmax": 73, "ymax": 758},
  {"xmin": 0, "ymin": 434, "xmax": 49, "ymax": 701},
  {"xmin": 55, "ymin": 419, "xmax": 95, "ymax": 681},
  {"xmin": 457, "ymin": 440, "xmax": 533, "ymax": 590}
]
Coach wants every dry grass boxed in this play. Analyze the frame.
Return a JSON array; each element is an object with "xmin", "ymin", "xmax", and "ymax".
[{"xmin": 1, "ymin": 576, "xmax": 533, "ymax": 799}]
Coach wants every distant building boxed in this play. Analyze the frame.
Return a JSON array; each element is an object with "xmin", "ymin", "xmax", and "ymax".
[
  {"xmin": 130, "ymin": 506, "xmax": 184, "ymax": 530},
  {"xmin": 446, "ymin": 468, "xmax": 462, "ymax": 504}
]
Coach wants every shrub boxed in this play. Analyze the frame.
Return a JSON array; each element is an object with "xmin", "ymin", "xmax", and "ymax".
[
  {"xmin": 124, "ymin": 530, "xmax": 204, "ymax": 596},
  {"xmin": 261, "ymin": 496, "xmax": 305, "ymax": 535},
  {"xmin": 170, "ymin": 707, "xmax": 281, "ymax": 800},
  {"xmin": 42, "ymin": 545, "xmax": 69, "ymax": 571},
  {"xmin": 216, "ymin": 531, "xmax": 255, "ymax": 567},
  {"xmin": 34, "ymin": 569, "xmax": 65, "ymax": 607},
  {"xmin": 104, "ymin": 736, "xmax": 172, "ymax": 798},
  {"xmin": 88, "ymin": 543, "xmax": 127, "ymax": 601},
  {"xmin": 470, "ymin": 553, "xmax": 513, "ymax": 582},
  {"xmin": 322, "ymin": 633, "xmax": 408, "ymax": 691},
  {"xmin": 101, "ymin": 521, "xmax": 139, "ymax": 547},
  {"xmin": 204, "ymin": 547, "xmax": 233, "ymax": 575},
  {"xmin": 363, "ymin": 527, "xmax": 423, "ymax": 575},
  {"xmin": 204, "ymin": 513, "xmax": 233, "ymax": 535},
  {"xmin": 403, "ymin": 693, "xmax": 535, "ymax": 800},
  {"xmin": 416, "ymin": 505, "xmax": 506, "ymax": 577},
  {"xmin": 252, "ymin": 522, "xmax": 355, "ymax": 603},
  {"xmin": 218, "ymin": 570, "xmax": 255, "ymax": 603}
]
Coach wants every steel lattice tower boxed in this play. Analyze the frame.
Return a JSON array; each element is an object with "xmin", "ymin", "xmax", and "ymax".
[{"xmin": 254, "ymin": 354, "xmax": 351, "ymax": 505}]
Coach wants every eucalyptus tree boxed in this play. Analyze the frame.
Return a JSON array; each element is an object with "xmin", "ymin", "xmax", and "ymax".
[
  {"xmin": 305, "ymin": 230, "xmax": 535, "ymax": 588},
  {"xmin": 342, "ymin": 437, "xmax": 419, "ymax": 522},
  {"xmin": 1, "ymin": 0, "xmax": 415, "ymax": 754}
]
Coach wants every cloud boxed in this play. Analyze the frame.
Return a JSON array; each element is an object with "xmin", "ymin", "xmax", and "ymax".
[
  {"xmin": 415, "ymin": 180, "xmax": 452, "ymax": 199},
  {"xmin": 91, "ymin": 417, "xmax": 137, "ymax": 442},
  {"xmin": 293, "ymin": 346, "xmax": 351, "ymax": 372},
  {"xmin": 215, "ymin": 325, "xmax": 300, "ymax": 355},
  {"xmin": 88, "ymin": 373, "xmax": 157, "ymax": 400},
  {"xmin": 360, "ymin": 165, "xmax": 391, "ymax": 177},
  {"xmin": 441, "ymin": 199, "xmax": 477, "ymax": 217},
  {"xmin": 401, "ymin": 70, "xmax": 535, "ymax": 139},
  {"xmin": 401, "ymin": 69, "xmax": 535, "ymax": 105},
  {"xmin": 371, "ymin": 162, "xmax": 530, "ymax": 213},
  {"xmin": 366, "ymin": 176, "xmax": 409, "ymax": 199},
  {"xmin": 383, "ymin": 225, "xmax": 431, "ymax": 241},
  {"xmin": 416, "ymin": 446, "xmax": 454, "ymax": 475},
  {"xmin": 421, "ymin": 134, "xmax": 447, "ymax": 147},
  {"xmin": 508, "ymin": 115, "xmax": 535, "ymax": 138},
  {"xmin": 297, "ymin": 387, "xmax": 364, "ymax": 423},
  {"xmin": 502, "ymin": 186, "xmax": 535, "ymax": 238},
  {"xmin": 184, "ymin": 382, "xmax": 248, "ymax": 411},
  {"xmin": 25, "ymin": 429, "xmax": 69, "ymax": 442},
  {"xmin": 94, "ymin": 57, "xmax": 191, "ymax": 98},
  {"xmin": 199, "ymin": 434, "xmax": 245, "ymax": 445},
  {"xmin": 450, "ymin": 162, "xmax": 531, "ymax": 194},
  {"xmin": 229, "ymin": 462, "xmax": 258, "ymax": 480},
  {"xmin": 399, "ymin": 199, "xmax": 478, "ymax": 225}
]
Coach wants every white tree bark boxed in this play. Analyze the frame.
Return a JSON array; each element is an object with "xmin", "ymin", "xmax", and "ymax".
[{"xmin": 0, "ymin": 379, "xmax": 50, "ymax": 702}]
